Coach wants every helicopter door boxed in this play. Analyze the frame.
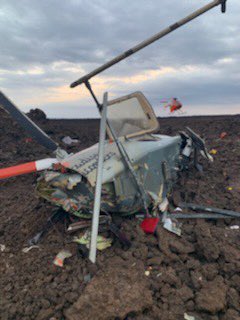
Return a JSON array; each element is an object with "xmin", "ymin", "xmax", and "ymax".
[{"xmin": 106, "ymin": 91, "xmax": 159, "ymax": 139}]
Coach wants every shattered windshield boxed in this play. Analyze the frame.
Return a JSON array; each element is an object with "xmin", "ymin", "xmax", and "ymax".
[{"xmin": 107, "ymin": 92, "xmax": 159, "ymax": 138}]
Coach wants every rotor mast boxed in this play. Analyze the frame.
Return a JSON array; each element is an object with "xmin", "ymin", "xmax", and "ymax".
[{"xmin": 70, "ymin": 0, "xmax": 227, "ymax": 89}]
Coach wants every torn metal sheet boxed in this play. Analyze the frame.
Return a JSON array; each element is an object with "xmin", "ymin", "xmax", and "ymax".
[{"xmin": 163, "ymin": 216, "xmax": 182, "ymax": 236}]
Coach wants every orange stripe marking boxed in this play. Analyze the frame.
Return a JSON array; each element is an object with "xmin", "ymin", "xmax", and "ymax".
[{"xmin": 0, "ymin": 162, "xmax": 37, "ymax": 179}]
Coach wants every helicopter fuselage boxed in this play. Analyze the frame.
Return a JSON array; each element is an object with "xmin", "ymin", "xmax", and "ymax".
[{"xmin": 37, "ymin": 134, "xmax": 182, "ymax": 217}]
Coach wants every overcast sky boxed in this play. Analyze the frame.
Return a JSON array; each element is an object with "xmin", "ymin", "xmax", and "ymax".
[{"xmin": 0, "ymin": 0, "xmax": 239, "ymax": 118}]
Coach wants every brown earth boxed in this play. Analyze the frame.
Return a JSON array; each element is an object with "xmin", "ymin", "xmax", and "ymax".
[{"xmin": 0, "ymin": 107, "xmax": 240, "ymax": 320}]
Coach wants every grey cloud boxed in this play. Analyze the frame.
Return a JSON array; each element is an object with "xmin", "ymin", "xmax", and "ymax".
[
  {"xmin": 1, "ymin": 0, "xmax": 239, "ymax": 69},
  {"xmin": 0, "ymin": 0, "xmax": 239, "ymax": 117}
]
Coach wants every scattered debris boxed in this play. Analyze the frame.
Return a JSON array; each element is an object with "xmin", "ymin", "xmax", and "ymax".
[
  {"xmin": 22, "ymin": 245, "xmax": 40, "ymax": 253},
  {"xmin": 73, "ymin": 230, "xmax": 112, "ymax": 251},
  {"xmin": 174, "ymin": 207, "xmax": 183, "ymax": 212},
  {"xmin": 135, "ymin": 213, "xmax": 145, "ymax": 219},
  {"xmin": 209, "ymin": 149, "xmax": 217, "ymax": 155},
  {"xmin": 53, "ymin": 250, "xmax": 72, "ymax": 267},
  {"xmin": 24, "ymin": 137, "xmax": 33, "ymax": 143},
  {"xmin": 0, "ymin": 244, "xmax": 6, "ymax": 252},
  {"xmin": 229, "ymin": 225, "xmax": 239, "ymax": 230},
  {"xmin": 67, "ymin": 216, "xmax": 110, "ymax": 233},
  {"xmin": 184, "ymin": 313, "xmax": 196, "ymax": 320},
  {"xmin": 62, "ymin": 136, "xmax": 79, "ymax": 145},
  {"xmin": 163, "ymin": 217, "xmax": 181, "ymax": 236},
  {"xmin": 140, "ymin": 217, "xmax": 160, "ymax": 234},
  {"xmin": 67, "ymin": 175, "xmax": 82, "ymax": 190},
  {"xmin": 144, "ymin": 266, "xmax": 153, "ymax": 276},
  {"xmin": 220, "ymin": 132, "xmax": 227, "ymax": 139},
  {"xmin": 139, "ymin": 202, "xmax": 227, "ymax": 234},
  {"xmin": 158, "ymin": 197, "xmax": 169, "ymax": 212}
]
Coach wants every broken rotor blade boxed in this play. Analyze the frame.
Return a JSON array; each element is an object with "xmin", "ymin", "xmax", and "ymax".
[
  {"xmin": 70, "ymin": 0, "xmax": 227, "ymax": 88},
  {"xmin": 0, "ymin": 91, "xmax": 58, "ymax": 152},
  {"xmin": 0, "ymin": 158, "xmax": 58, "ymax": 180}
]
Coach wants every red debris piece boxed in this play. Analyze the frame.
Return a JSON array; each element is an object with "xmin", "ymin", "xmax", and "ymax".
[
  {"xmin": 24, "ymin": 137, "xmax": 33, "ymax": 143},
  {"xmin": 220, "ymin": 132, "xmax": 227, "ymax": 139},
  {"xmin": 140, "ymin": 217, "xmax": 160, "ymax": 234}
]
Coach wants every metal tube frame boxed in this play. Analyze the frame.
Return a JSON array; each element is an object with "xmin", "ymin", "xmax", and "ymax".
[{"xmin": 89, "ymin": 92, "xmax": 108, "ymax": 263}]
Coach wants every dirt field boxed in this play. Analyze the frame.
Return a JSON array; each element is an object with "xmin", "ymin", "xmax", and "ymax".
[{"xmin": 0, "ymin": 108, "xmax": 240, "ymax": 320}]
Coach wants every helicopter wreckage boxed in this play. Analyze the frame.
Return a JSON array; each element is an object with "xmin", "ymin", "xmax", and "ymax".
[
  {"xmin": 0, "ymin": 91, "xmax": 212, "ymax": 216},
  {"xmin": 37, "ymin": 93, "xmax": 213, "ymax": 217},
  {"xmin": 0, "ymin": 0, "xmax": 232, "ymax": 261}
]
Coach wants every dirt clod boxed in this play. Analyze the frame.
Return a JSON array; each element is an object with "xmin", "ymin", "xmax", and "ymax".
[
  {"xmin": 65, "ymin": 257, "xmax": 153, "ymax": 320},
  {"xmin": 195, "ymin": 277, "xmax": 227, "ymax": 313}
]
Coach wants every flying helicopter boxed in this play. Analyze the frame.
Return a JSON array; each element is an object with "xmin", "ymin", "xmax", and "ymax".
[
  {"xmin": 160, "ymin": 98, "xmax": 186, "ymax": 115},
  {"xmin": 0, "ymin": 0, "xmax": 227, "ymax": 220}
]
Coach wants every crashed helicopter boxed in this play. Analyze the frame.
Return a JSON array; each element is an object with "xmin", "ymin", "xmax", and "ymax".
[{"xmin": 0, "ymin": 0, "xmax": 227, "ymax": 220}]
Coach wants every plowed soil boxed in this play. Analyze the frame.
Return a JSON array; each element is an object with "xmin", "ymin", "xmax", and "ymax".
[{"xmin": 0, "ymin": 107, "xmax": 240, "ymax": 320}]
